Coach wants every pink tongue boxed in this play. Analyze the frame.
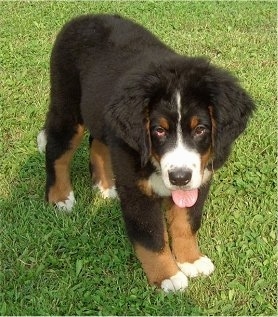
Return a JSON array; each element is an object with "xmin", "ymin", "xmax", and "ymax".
[{"xmin": 171, "ymin": 189, "xmax": 198, "ymax": 208}]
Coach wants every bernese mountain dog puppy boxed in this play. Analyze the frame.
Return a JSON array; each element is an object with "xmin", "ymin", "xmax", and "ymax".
[{"xmin": 37, "ymin": 14, "xmax": 255, "ymax": 292}]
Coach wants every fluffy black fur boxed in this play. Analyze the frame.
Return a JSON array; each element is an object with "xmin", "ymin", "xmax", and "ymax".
[{"xmin": 44, "ymin": 14, "xmax": 254, "ymax": 257}]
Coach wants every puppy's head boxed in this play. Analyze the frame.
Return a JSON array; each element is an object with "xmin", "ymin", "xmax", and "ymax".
[{"xmin": 106, "ymin": 57, "xmax": 255, "ymax": 204}]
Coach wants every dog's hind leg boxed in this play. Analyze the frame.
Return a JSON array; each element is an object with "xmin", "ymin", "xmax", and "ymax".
[
  {"xmin": 90, "ymin": 139, "xmax": 117, "ymax": 199},
  {"xmin": 45, "ymin": 124, "xmax": 84, "ymax": 211},
  {"xmin": 42, "ymin": 56, "xmax": 84, "ymax": 211}
]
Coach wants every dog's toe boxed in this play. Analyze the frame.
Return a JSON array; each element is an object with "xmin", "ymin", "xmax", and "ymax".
[
  {"xmin": 178, "ymin": 256, "xmax": 215, "ymax": 278},
  {"xmin": 161, "ymin": 271, "xmax": 188, "ymax": 292},
  {"xmin": 55, "ymin": 191, "xmax": 76, "ymax": 212}
]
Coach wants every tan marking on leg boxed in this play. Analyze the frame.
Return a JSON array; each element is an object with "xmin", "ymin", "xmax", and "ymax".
[
  {"xmin": 134, "ymin": 231, "xmax": 179, "ymax": 286},
  {"xmin": 90, "ymin": 139, "xmax": 114, "ymax": 189},
  {"xmin": 48, "ymin": 125, "xmax": 84, "ymax": 203},
  {"xmin": 166, "ymin": 201, "xmax": 201, "ymax": 263}
]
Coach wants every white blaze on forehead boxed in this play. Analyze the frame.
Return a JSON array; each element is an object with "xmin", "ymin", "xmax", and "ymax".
[
  {"xmin": 176, "ymin": 91, "xmax": 182, "ymax": 143},
  {"xmin": 160, "ymin": 91, "xmax": 203, "ymax": 190}
]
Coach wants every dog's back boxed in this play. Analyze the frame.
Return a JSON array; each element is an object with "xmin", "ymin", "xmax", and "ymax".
[{"xmin": 49, "ymin": 14, "xmax": 171, "ymax": 139}]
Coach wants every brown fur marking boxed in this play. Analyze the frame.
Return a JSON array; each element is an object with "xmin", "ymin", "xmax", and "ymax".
[
  {"xmin": 137, "ymin": 178, "xmax": 153, "ymax": 197},
  {"xmin": 135, "ymin": 239, "xmax": 180, "ymax": 286},
  {"xmin": 48, "ymin": 125, "xmax": 84, "ymax": 203},
  {"xmin": 201, "ymin": 147, "xmax": 212, "ymax": 171},
  {"xmin": 151, "ymin": 152, "xmax": 161, "ymax": 164},
  {"xmin": 158, "ymin": 117, "xmax": 169, "ymax": 130},
  {"xmin": 90, "ymin": 139, "xmax": 115, "ymax": 189},
  {"xmin": 190, "ymin": 116, "xmax": 199, "ymax": 130},
  {"xmin": 166, "ymin": 201, "xmax": 201, "ymax": 263}
]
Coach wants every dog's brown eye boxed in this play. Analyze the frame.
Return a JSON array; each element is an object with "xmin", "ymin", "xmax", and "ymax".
[
  {"xmin": 154, "ymin": 127, "xmax": 166, "ymax": 138},
  {"xmin": 194, "ymin": 125, "xmax": 207, "ymax": 137}
]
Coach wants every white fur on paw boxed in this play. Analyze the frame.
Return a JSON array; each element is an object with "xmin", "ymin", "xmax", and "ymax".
[
  {"xmin": 37, "ymin": 129, "xmax": 47, "ymax": 153},
  {"xmin": 55, "ymin": 191, "xmax": 76, "ymax": 212},
  {"xmin": 96, "ymin": 183, "xmax": 118, "ymax": 199},
  {"xmin": 161, "ymin": 271, "xmax": 188, "ymax": 293},
  {"xmin": 178, "ymin": 256, "xmax": 215, "ymax": 278}
]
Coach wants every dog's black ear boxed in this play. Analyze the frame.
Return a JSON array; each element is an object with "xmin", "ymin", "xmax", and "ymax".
[
  {"xmin": 208, "ymin": 68, "xmax": 255, "ymax": 169},
  {"xmin": 105, "ymin": 73, "xmax": 154, "ymax": 166}
]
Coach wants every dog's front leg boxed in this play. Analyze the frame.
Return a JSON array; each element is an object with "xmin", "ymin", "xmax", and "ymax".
[
  {"xmin": 166, "ymin": 183, "xmax": 215, "ymax": 278},
  {"xmin": 117, "ymin": 185, "xmax": 188, "ymax": 292}
]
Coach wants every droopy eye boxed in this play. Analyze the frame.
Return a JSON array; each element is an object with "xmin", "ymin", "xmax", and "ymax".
[
  {"xmin": 193, "ymin": 125, "xmax": 207, "ymax": 137},
  {"xmin": 153, "ymin": 126, "xmax": 167, "ymax": 138}
]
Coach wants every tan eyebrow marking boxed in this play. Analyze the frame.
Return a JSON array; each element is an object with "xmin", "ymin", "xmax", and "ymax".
[
  {"xmin": 158, "ymin": 117, "xmax": 169, "ymax": 130},
  {"xmin": 190, "ymin": 116, "xmax": 199, "ymax": 130}
]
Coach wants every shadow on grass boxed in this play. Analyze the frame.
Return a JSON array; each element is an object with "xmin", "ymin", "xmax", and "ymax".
[{"xmin": 1, "ymin": 148, "xmax": 204, "ymax": 316}]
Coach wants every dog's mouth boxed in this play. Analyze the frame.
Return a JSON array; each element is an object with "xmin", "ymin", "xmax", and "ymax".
[{"xmin": 171, "ymin": 188, "xmax": 198, "ymax": 208}]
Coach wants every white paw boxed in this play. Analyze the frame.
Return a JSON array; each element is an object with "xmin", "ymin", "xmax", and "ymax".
[
  {"xmin": 37, "ymin": 129, "xmax": 47, "ymax": 153},
  {"xmin": 161, "ymin": 271, "xmax": 188, "ymax": 292},
  {"xmin": 95, "ymin": 183, "xmax": 118, "ymax": 199},
  {"xmin": 55, "ymin": 191, "xmax": 76, "ymax": 212},
  {"xmin": 178, "ymin": 256, "xmax": 215, "ymax": 278}
]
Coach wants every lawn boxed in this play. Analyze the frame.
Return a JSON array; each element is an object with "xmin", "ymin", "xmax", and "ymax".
[{"xmin": 0, "ymin": 1, "xmax": 276, "ymax": 316}]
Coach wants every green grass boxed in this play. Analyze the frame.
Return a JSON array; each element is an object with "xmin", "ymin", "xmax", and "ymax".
[{"xmin": 0, "ymin": 1, "xmax": 276, "ymax": 315}]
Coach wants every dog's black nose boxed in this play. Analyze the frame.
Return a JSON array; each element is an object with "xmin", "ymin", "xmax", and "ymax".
[{"xmin": 168, "ymin": 168, "xmax": 192, "ymax": 186}]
